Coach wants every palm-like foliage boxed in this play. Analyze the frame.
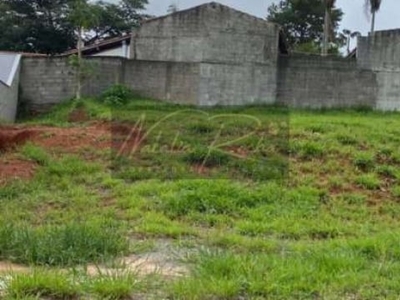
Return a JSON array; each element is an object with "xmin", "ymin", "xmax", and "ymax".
[{"xmin": 365, "ymin": 0, "xmax": 382, "ymax": 33}]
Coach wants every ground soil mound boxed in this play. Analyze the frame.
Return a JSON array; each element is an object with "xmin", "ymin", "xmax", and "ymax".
[
  {"xmin": 0, "ymin": 121, "xmax": 144, "ymax": 184},
  {"xmin": 68, "ymin": 107, "xmax": 89, "ymax": 123},
  {"xmin": 0, "ymin": 129, "xmax": 36, "ymax": 152}
]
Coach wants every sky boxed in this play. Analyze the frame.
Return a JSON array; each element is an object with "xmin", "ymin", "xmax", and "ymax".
[{"xmin": 142, "ymin": 0, "xmax": 400, "ymax": 48}]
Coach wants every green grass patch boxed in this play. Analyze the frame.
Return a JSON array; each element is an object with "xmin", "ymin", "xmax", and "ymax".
[
  {"xmin": 5, "ymin": 98, "xmax": 400, "ymax": 298},
  {"xmin": 0, "ymin": 220, "xmax": 128, "ymax": 266},
  {"xmin": 6, "ymin": 270, "xmax": 80, "ymax": 299}
]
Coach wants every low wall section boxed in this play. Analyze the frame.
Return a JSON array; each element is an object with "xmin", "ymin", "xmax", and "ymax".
[
  {"xmin": 18, "ymin": 54, "xmax": 400, "ymax": 112},
  {"xmin": 277, "ymin": 54, "xmax": 378, "ymax": 108}
]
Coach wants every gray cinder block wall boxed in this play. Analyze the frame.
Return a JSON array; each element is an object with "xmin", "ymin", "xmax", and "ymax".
[
  {"xmin": 131, "ymin": 2, "xmax": 281, "ymax": 106},
  {"xmin": 17, "ymin": 2, "xmax": 400, "ymax": 112},
  {"xmin": 357, "ymin": 30, "xmax": 400, "ymax": 110},
  {"xmin": 277, "ymin": 54, "xmax": 377, "ymax": 108},
  {"xmin": 20, "ymin": 57, "xmax": 124, "ymax": 114}
]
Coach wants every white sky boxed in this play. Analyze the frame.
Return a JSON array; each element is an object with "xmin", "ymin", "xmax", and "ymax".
[
  {"xmin": 107, "ymin": 0, "xmax": 399, "ymax": 50},
  {"xmin": 144, "ymin": 0, "xmax": 399, "ymax": 36}
]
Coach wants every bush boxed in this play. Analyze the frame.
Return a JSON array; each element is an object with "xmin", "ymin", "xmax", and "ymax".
[{"xmin": 100, "ymin": 85, "xmax": 134, "ymax": 106}]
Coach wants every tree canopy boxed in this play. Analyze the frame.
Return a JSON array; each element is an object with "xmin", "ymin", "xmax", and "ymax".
[
  {"xmin": 267, "ymin": 0, "xmax": 344, "ymax": 54},
  {"xmin": 0, "ymin": 0, "xmax": 149, "ymax": 55}
]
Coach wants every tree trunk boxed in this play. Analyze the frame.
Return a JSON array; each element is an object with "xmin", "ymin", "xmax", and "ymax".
[
  {"xmin": 76, "ymin": 26, "xmax": 83, "ymax": 100},
  {"xmin": 322, "ymin": 6, "xmax": 329, "ymax": 56},
  {"xmin": 370, "ymin": 11, "xmax": 376, "ymax": 34}
]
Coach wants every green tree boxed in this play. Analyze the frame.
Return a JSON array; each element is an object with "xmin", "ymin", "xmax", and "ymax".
[
  {"xmin": 0, "ymin": 0, "xmax": 75, "ymax": 54},
  {"xmin": 0, "ymin": 0, "xmax": 149, "ymax": 54},
  {"xmin": 89, "ymin": 0, "xmax": 150, "ymax": 41},
  {"xmin": 267, "ymin": 0, "xmax": 344, "ymax": 54},
  {"xmin": 68, "ymin": 0, "xmax": 99, "ymax": 99},
  {"xmin": 365, "ymin": 0, "xmax": 382, "ymax": 33}
]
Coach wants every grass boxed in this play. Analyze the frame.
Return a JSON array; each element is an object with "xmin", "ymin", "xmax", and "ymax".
[
  {"xmin": 6, "ymin": 270, "xmax": 79, "ymax": 299},
  {"xmin": 4, "ymin": 269, "xmax": 145, "ymax": 300},
  {"xmin": 0, "ymin": 220, "xmax": 128, "ymax": 266},
  {"xmin": 1, "ymin": 97, "xmax": 400, "ymax": 298},
  {"xmin": 86, "ymin": 272, "xmax": 139, "ymax": 299}
]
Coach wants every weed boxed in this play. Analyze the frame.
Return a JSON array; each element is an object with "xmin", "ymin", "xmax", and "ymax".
[
  {"xmin": 21, "ymin": 144, "xmax": 50, "ymax": 166},
  {"xmin": 298, "ymin": 141, "xmax": 325, "ymax": 159},
  {"xmin": 188, "ymin": 122, "xmax": 216, "ymax": 134},
  {"xmin": 376, "ymin": 165, "xmax": 398, "ymax": 179},
  {"xmin": 392, "ymin": 186, "xmax": 400, "ymax": 198},
  {"xmin": 100, "ymin": 85, "xmax": 134, "ymax": 106},
  {"xmin": 353, "ymin": 152, "xmax": 375, "ymax": 171},
  {"xmin": 336, "ymin": 134, "xmax": 358, "ymax": 145},
  {"xmin": 0, "ymin": 220, "xmax": 128, "ymax": 266},
  {"xmin": 87, "ymin": 272, "xmax": 138, "ymax": 300},
  {"xmin": 342, "ymin": 193, "xmax": 367, "ymax": 205},
  {"xmin": 183, "ymin": 147, "xmax": 230, "ymax": 167},
  {"xmin": 158, "ymin": 180, "xmax": 278, "ymax": 217},
  {"xmin": 6, "ymin": 270, "xmax": 80, "ymax": 299},
  {"xmin": 356, "ymin": 174, "xmax": 381, "ymax": 190}
]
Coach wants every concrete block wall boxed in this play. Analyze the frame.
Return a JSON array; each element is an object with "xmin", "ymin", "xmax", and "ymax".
[
  {"xmin": 357, "ymin": 30, "xmax": 400, "ymax": 110},
  {"xmin": 20, "ymin": 58, "xmax": 75, "ymax": 113},
  {"xmin": 198, "ymin": 62, "xmax": 276, "ymax": 106},
  {"xmin": 20, "ymin": 57, "xmax": 124, "ymax": 113},
  {"xmin": 19, "ymin": 54, "xmax": 399, "ymax": 112},
  {"xmin": 357, "ymin": 30, "xmax": 400, "ymax": 71},
  {"xmin": 123, "ymin": 60, "xmax": 200, "ymax": 105},
  {"xmin": 0, "ymin": 65, "xmax": 20, "ymax": 123},
  {"xmin": 277, "ymin": 54, "xmax": 378, "ymax": 108},
  {"xmin": 132, "ymin": 2, "xmax": 280, "ymax": 65},
  {"xmin": 83, "ymin": 57, "xmax": 124, "ymax": 96}
]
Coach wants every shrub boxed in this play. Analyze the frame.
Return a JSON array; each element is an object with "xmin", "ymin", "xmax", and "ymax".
[{"xmin": 100, "ymin": 85, "xmax": 134, "ymax": 106}]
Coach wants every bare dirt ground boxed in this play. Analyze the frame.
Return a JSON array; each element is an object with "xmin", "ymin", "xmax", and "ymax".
[
  {"xmin": 0, "ymin": 254, "xmax": 187, "ymax": 277},
  {"xmin": 0, "ymin": 120, "xmax": 143, "ymax": 185}
]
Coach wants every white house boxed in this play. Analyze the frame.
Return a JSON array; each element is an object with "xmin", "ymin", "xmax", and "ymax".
[{"xmin": 62, "ymin": 35, "xmax": 131, "ymax": 58}]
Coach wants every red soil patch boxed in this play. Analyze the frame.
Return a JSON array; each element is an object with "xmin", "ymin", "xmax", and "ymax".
[
  {"xmin": 68, "ymin": 107, "xmax": 89, "ymax": 123},
  {"xmin": 0, "ymin": 156, "xmax": 36, "ymax": 185},
  {"xmin": 0, "ymin": 121, "xmax": 145, "ymax": 184},
  {"xmin": 0, "ymin": 128, "xmax": 37, "ymax": 152},
  {"xmin": 20, "ymin": 122, "xmax": 145, "ymax": 155}
]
